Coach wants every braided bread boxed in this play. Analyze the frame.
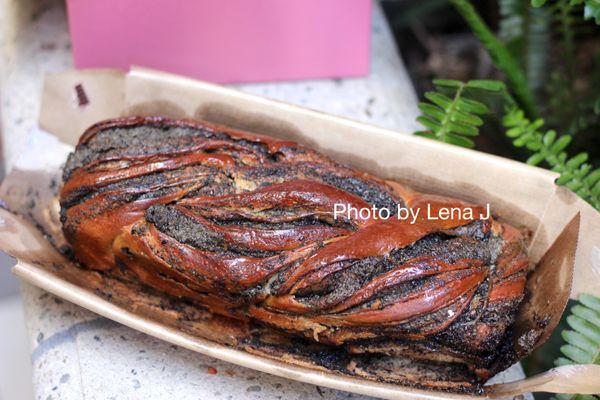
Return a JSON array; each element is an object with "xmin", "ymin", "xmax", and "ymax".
[{"xmin": 60, "ymin": 117, "xmax": 529, "ymax": 381}]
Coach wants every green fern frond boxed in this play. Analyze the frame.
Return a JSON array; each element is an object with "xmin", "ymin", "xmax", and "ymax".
[
  {"xmin": 555, "ymin": 394, "xmax": 599, "ymax": 400},
  {"xmin": 526, "ymin": 6, "xmax": 552, "ymax": 92},
  {"xmin": 556, "ymin": 0, "xmax": 579, "ymax": 74},
  {"xmin": 415, "ymin": 79, "xmax": 505, "ymax": 148},
  {"xmin": 569, "ymin": 0, "xmax": 600, "ymax": 24},
  {"xmin": 581, "ymin": 0, "xmax": 600, "ymax": 24},
  {"xmin": 416, "ymin": 77, "xmax": 600, "ymax": 210},
  {"xmin": 551, "ymin": 293, "xmax": 600, "ymax": 400},
  {"xmin": 503, "ymin": 107, "xmax": 600, "ymax": 209},
  {"xmin": 450, "ymin": 0, "xmax": 539, "ymax": 117},
  {"xmin": 500, "ymin": 0, "xmax": 526, "ymax": 44},
  {"xmin": 533, "ymin": 0, "xmax": 600, "ymax": 24},
  {"xmin": 499, "ymin": 0, "xmax": 551, "ymax": 93}
]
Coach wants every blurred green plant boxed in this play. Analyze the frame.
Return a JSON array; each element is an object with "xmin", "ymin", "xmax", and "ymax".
[
  {"xmin": 552, "ymin": 293, "xmax": 600, "ymax": 400},
  {"xmin": 503, "ymin": 107, "xmax": 600, "ymax": 209},
  {"xmin": 499, "ymin": 0, "xmax": 551, "ymax": 94},
  {"xmin": 533, "ymin": 0, "xmax": 600, "ymax": 24},
  {"xmin": 449, "ymin": 0, "xmax": 540, "ymax": 117}
]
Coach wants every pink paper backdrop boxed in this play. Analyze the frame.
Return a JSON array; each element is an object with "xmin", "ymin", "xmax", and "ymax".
[{"xmin": 66, "ymin": 0, "xmax": 371, "ymax": 83}]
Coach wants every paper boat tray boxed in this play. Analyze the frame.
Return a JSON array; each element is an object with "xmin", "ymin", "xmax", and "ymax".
[{"xmin": 1, "ymin": 67, "xmax": 599, "ymax": 399}]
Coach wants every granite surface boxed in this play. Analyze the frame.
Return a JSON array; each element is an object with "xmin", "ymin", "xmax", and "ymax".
[{"xmin": 0, "ymin": 0, "xmax": 530, "ymax": 399}]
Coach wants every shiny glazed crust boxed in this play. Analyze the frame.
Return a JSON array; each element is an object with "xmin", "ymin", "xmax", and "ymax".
[{"xmin": 60, "ymin": 116, "xmax": 529, "ymax": 382}]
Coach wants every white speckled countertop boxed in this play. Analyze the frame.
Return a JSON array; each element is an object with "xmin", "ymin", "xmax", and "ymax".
[{"xmin": 0, "ymin": 1, "xmax": 529, "ymax": 399}]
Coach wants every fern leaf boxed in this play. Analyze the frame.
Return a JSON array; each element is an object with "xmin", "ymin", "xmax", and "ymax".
[
  {"xmin": 415, "ymin": 80, "xmax": 500, "ymax": 148},
  {"xmin": 500, "ymin": 0, "xmax": 551, "ymax": 94},
  {"xmin": 551, "ymin": 293, "xmax": 600, "ymax": 400},
  {"xmin": 450, "ymin": 0, "xmax": 539, "ymax": 117},
  {"xmin": 526, "ymin": 6, "xmax": 552, "ymax": 92},
  {"xmin": 581, "ymin": 293, "xmax": 600, "ymax": 311},
  {"xmin": 502, "ymin": 106, "xmax": 600, "ymax": 209},
  {"xmin": 500, "ymin": 0, "xmax": 525, "ymax": 45}
]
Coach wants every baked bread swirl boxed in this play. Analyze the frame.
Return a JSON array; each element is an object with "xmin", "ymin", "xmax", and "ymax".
[{"xmin": 60, "ymin": 116, "xmax": 529, "ymax": 381}]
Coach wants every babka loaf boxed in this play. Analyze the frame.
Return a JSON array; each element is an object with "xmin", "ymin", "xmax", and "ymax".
[{"xmin": 60, "ymin": 116, "xmax": 529, "ymax": 382}]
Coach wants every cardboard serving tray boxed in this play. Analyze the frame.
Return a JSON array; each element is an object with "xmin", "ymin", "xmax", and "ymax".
[{"xmin": 1, "ymin": 67, "xmax": 600, "ymax": 399}]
